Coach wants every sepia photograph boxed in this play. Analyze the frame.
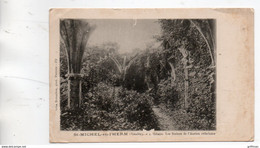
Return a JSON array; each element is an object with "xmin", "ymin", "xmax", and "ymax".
[
  {"xmin": 50, "ymin": 9, "xmax": 254, "ymax": 142},
  {"xmin": 59, "ymin": 19, "xmax": 216, "ymax": 131}
]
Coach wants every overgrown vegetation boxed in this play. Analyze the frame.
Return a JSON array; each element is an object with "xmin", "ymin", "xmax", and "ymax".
[
  {"xmin": 61, "ymin": 82, "xmax": 159, "ymax": 130},
  {"xmin": 60, "ymin": 19, "xmax": 216, "ymax": 131}
]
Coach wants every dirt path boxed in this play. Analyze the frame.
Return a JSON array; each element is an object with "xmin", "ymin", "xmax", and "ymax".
[{"xmin": 152, "ymin": 106, "xmax": 176, "ymax": 130}]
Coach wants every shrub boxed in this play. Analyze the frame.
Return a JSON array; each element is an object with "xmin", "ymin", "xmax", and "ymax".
[
  {"xmin": 157, "ymin": 78, "xmax": 181, "ymax": 109},
  {"xmin": 60, "ymin": 82, "xmax": 159, "ymax": 131},
  {"xmin": 119, "ymin": 90, "xmax": 160, "ymax": 130}
]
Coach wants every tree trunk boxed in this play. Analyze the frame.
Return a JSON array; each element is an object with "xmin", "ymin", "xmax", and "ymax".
[{"xmin": 67, "ymin": 74, "xmax": 82, "ymax": 110}]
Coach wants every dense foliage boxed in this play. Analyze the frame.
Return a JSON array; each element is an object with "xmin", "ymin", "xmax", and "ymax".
[
  {"xmin": 61, "ymin": 82, "xmax": 159, "ymax": 130},
  {"xmin": 60, "ymin": 19, "xmax": 216, "ymax": 131},
  {"xmin": 60, "ymin": 43, "xmax": 160, "ymax": 130},
  {"xmin": 156, "ymin": 19, "xmax": 216, "ymax": 130}
]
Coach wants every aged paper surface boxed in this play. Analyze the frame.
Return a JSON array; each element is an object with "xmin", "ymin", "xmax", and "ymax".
[{"xmin": 49, "ymin": 8, "xmax": 254, "ymax": 142}]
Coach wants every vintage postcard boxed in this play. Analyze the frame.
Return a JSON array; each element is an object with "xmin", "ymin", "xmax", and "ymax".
[{"xmin": 49, "ymin": 8, "xmax": 254, "ymax": 142}]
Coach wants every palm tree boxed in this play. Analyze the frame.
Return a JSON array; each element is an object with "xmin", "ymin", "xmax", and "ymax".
[{"xmin": 60, "ymin": 19, "xmax": 95, "ymax": 109}]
